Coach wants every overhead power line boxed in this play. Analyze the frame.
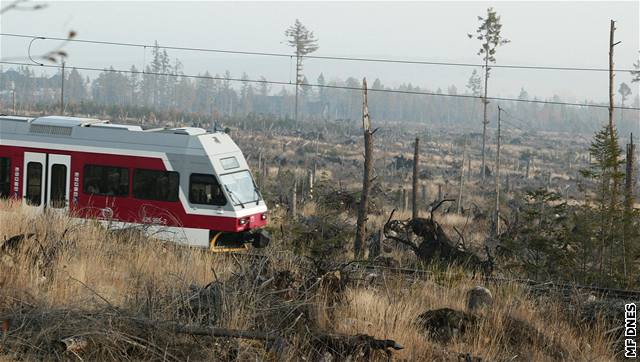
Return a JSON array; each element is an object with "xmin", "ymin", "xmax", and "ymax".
[
  {"xmin": 1, "ymin": 32, "xmax": 637, "ymax": 73},
  {"xmin": 2, "ymin": 60, "xmax": 639, "ymax": 111}
]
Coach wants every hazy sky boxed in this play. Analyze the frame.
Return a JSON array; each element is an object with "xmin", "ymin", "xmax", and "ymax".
[{"xmin": 1, "ymin": 1, "xmax": 639, "ymax": 102}]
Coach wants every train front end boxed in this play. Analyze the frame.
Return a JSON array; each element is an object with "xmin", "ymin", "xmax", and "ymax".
[{"xmin": 193, "ymin": 131, "xmax": 271, "ymax": 251}]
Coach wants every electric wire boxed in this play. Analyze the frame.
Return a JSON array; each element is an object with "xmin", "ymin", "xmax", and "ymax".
[{"xmin": 1, "ymin": 32, "xmax": 637, "ymax": 73}]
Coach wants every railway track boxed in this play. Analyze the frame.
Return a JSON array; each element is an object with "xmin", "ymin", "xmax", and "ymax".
[
  {"xmin": 351, "ymin": 262, "xmax": 640, "ymax": 300},
  {"xmin": 215, "ymin": 249, "xmax": 640, "ymax": 300}
]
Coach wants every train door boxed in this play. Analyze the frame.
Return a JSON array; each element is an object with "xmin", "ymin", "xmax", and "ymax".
[
  {"xmin": 23, "ymin": 152, "xmax": 46, "ymax": 209},
  {"xmin": 23, "ymin": 152, "xmax": 71, "ymax": 210},
  {"xmin": 47, "ymin": 154, "xmax": 71, "ymax": 210}
]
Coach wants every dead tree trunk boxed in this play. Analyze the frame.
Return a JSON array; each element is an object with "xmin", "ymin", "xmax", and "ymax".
[
  {"xmin": 606, "ymin": 20, "xmax": 619, "ymax": 278},
  {"xmin": 481, "ymin": 55, "xmax": 490, "ymax": 181},
  {"xmin": 308, "ymin": 168, "xmax": 314, "ymax": 200},
  {"xmin": 412, "ymin": 138, "xmax": 420, "ymax": 219},
  {"xmin": 368, "ymin": 228, "xmax": 382, "ymax": 261},
  {"xmin": 457, "ymin": 135, "xmax": 467, "ymax": 214},
  {"xmin": 402, "ymin": 189, "xmax": 408, "ymax": 212},
  {"xmin": 609, "ymin": 19, "xmax": 618, "ymax": 135},
  {"xmin": 355, "ymin": 78, "xmax": 374, "ymax": 259}
]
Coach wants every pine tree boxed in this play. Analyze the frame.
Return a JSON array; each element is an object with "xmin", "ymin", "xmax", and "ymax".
[
  {"xmin": 468, "ymin": 8, "xmax": 510, "ymax": 180},
  {"xmin": 284, "ymin": 19, "xmax": 319, "ymax": 122},
  {"xmin": 580, "ymin": 125, "xmax": 625, "ymax": 283}
]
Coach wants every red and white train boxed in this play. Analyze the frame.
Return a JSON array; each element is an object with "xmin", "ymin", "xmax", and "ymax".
[{"xmin": 0, "ymin": 115, "xmax": 270, "ymax": 251}]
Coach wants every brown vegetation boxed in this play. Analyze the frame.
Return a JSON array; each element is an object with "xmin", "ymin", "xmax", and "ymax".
[{"xmin": 0, "ymin": 200, "xmax": 621, "ymax": 360}]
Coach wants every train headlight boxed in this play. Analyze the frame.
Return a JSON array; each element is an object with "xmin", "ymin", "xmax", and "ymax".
[
  {"xmin": 239, "ymin": 218, "xmax": 248, "ymax": 225},
  {"xmin": 261, "ymin": 213, "xmax": 268, "ymax": 220}
]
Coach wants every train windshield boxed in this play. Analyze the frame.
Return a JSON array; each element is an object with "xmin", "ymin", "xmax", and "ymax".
[{"xmin": 219, "ymin": 170, "xmax": 260, "ymax": 206}]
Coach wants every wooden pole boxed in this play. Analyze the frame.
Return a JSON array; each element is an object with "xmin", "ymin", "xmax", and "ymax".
[
  {"xmin": 495, "ymin": 106, "xmax": 502, "ymax": 236},
  {"xmin": 355, "ymin": 78, "xmax": 374, "ymax": 259},
  {"xmin": 412, "ymin": 138, "xmax": 420, "ymax": 219},
  {"xmin": 291, "ymin": 178, "xmax": 297, "ymax": 218}
]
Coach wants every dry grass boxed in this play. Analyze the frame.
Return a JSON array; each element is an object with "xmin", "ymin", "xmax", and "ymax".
[{"xmin": 0, "ymin": 200, "xmax": 618, "ymax": 361}]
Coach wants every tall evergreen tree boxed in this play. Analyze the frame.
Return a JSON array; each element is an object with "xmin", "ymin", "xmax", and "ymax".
[
  {"xmin": 284, "ymin": 19, "xmax": 319, "ymax": 122},
  {"xmin": 468, "ymin": 8, "xmax": 510, "ymax": 180},
  {"xmin": 580, "ymin": 125, "xmax": 625, "ymax": 282}
]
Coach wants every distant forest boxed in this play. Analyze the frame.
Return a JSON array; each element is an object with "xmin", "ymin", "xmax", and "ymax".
[{"xmin": 1, "ymin": 46, "xmax": 638, "ymax": 135}]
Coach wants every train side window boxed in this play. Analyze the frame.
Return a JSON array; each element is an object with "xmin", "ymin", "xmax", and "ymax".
[
  {"xmin": 133, "ymin": 169, "xmax": 179, "ymax": 202},
  {"xmin": 189, "ymin": 173, "xmax": 226, "ymax": 206},
  {"xmin": 26, "ymin": 162, "xmax": 42, "ymax": 206},
  {"xmin": 0, "ymin": 157, "xmax": 10, "ymax": 198},
  {"xmin": 83, "ymin": 164, "xmax": 129, "ymax": 196}
]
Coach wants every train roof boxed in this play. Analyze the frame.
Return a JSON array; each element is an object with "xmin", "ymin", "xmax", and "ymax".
[{"xmin": 0, "ymin": 115, "xmax": 241, "ymax": 157}]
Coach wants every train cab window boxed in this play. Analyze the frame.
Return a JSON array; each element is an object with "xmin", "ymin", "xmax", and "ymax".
[
  {"xmin": 83, "ymin": 165, "xmax": 129, "ymax": 196},
  {"xmin": 189, "ymin": 174, "xmax": 226, "ymax": 206},
  {"xmin": 0, "ymin": 157, "xmax": 10, "ymax": 198},
  {"xmin": 133, "ymin": 169, "xmax": 179, "ymax": 202},
  {"xmin": 26, "ymin": 162, "xmax": 43, "ymax": 206}
]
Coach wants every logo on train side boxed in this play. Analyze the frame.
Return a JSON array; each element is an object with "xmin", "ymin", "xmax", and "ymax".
[
  {"xmin": 73, "ymin": 172, "xmax": 80, "ymax": 204},
  {"xmin": 13, "ymin": 167, "xmax": 19, "ymax": 197},
  {"xmin": 100, "ymin": 207, "xmax": 114, "ymax": 219}
]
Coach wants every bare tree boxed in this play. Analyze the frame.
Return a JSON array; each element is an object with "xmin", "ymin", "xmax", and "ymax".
[
  {"xmin": 468, "ymin": 7, "xmax": 509, "ymax": 180},
  {"xmin": 284, "ymin": 19, "xmax": 319, "ymax": 123}
]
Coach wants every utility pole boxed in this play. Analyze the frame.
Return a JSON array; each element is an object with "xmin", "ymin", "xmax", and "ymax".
[
  {"xmin": 60, "ymin": 61, "xmax": 66, "ymax": 115},
  {"xmin": 412, "ymin": 137, "xmax": 420, "ymax": 219},
  {"xmin": 495, "ymin": 106, "xmax": 502, "ymax": 236}
]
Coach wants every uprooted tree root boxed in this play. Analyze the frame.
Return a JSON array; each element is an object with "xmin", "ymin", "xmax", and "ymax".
[{"xmin": 383, "ymin": 204, "xmax": 493, "ymax": 274}]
